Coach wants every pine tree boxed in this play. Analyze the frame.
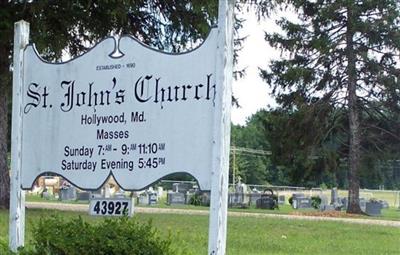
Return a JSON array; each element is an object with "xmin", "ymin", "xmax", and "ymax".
[{"xmin": 261, "ymin": 0, "xmax": 400, "ymax": 213}]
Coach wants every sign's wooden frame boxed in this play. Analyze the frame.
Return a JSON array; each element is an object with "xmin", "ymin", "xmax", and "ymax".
[{"xmin": 9, "ymin": 1, "xmax": 234, "ymax": 254}]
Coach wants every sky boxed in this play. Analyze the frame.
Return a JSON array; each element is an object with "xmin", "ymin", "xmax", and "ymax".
[{"xmin": 231, "ymin": 12, "xmax": 280, "ymax": 125}]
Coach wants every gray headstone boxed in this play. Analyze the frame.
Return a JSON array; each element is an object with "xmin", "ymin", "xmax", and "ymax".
[
  {"xmin": 185, "ymin": 192, "xmax": 194, "ymax": 204},
  {"xmin": 379, "ymin": 200, "xmax": 389, "ymax": 209},
  {"xmin": 59, "ymin": 187, "xmax": 77, "ymax": 201},
  {"xmin": 249, "ymin": 193, "xmax": 262, "ymax": 204},
  {"xmin": 278, "ymin": 195, "xmax": 285, "ymax": 205},
  {"xmin": 330, "ymin": 188, "xmax": 343, "ymax": 210},
  {"xmin": 77, "ymin": 191, "xmax": 90, "ymax": 201},
  {"xmin": 138, "ymin": 193, "xmax": 148, "ymax": 205},
  {"xmin": 148, "ymin": 192, "xmax": 158, "ymax": 205},
  {"xmin": 229, "ymin": 192, "xmax": 245, "ymax": 205},
  {"xmin": 365, "ymin": 201, "xmax": 382, "ymax": 216},
  {"xmin": 157, "ymin": 187, "xmax": 164, "ymax": 197},
  {"xmin": 293, "ymin": 197, "xmax": 312, "ymax": 209},
  {"xmin": 320, "ymin": 204, "xmax": 335, "ymax": 211},
  {"xmin": 172, "ymin": 183, "xmax": 191, "ymax": 193},
  {"xmin": 42, "ymin": 191, "xmax": 51, "ymax": 200},
  {"xmin": 341, "ymin": 197, "xmax": 348, "ymax": 210},
  {"xmin": 91, "ymin": 189, "xmax": 103, "ymax": 199},
  {"xmin": 167, "ymin": 192, "xmax": 186, "ymax": 205},
  {"xmin": 256, "ymin": 197, "xmax": 276, "ymax": 209},
  {"xmin": 319, "ymin": 194, "xmax": 329, "ymax": 207},
  {"xmin": 331, "ymin": 188, "xmax": 338, "ymax": 204},
  {"xmin": 299, "ymin": 197, "xmax": 312, "ymax": 208},
  {"xmin": 359, "ymin": 198, "xmax": 367, "ymax": 212},
  {"xmin": 228, "ymin": 192, "xmax": 250, "ymax": 208},
  {"xmin": 201, "ymin": 191, "xmax": 211, "ymax": 206}
]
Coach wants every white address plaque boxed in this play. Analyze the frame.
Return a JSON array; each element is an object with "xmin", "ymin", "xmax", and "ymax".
[
  {"xmin": 89, "ymin": 198, "xmax": 133, "ymax": 217},
  {"xmin": 20, "ymin": 29, "xmax": 219, "ymax": 191}
]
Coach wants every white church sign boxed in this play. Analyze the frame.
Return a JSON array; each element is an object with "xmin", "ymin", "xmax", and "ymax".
[
  {"xmin": 21, "ymin": 29, "xmax": 218, "ymax": 191},
  {"xmin": 10, "ymin": 1, "xmax": 234, "ymax": 254}
]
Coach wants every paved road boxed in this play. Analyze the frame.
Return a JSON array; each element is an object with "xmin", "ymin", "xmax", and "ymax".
[{"xmin": 26, "ymin": 201, "xmax": 400, "ymax": 227}]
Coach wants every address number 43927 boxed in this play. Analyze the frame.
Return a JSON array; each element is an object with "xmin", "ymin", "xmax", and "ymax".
[{"xmin": 89, "ymin": 198, "xmax": 133, "ymax": 217}]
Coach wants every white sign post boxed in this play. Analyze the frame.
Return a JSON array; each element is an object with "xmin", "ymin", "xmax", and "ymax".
[
  {"xmin": 208, "ymin": 0, "xmax": 234, "ymax": 254},
  {"xmin": 9, "ymin": 20, "xmax": 29, "ymax": 252},
  {"xmin": 9, "ymin": 1, "xmax": 234, "ymax": 254}
]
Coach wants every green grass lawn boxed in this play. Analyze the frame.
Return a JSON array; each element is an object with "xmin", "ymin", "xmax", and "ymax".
[
  {"xmin": 1, "ymin": 208, "xmax": 399, "ymax": 255},
  {"xmin": 26, "ymin": 194, "xmax": 400, "ymax": 221}
]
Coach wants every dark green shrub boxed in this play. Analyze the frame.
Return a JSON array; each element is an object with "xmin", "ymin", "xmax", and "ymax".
[
  {"xmin": 189, "ymin": 193, "xmax": 202, "ymax": 206},
  {"xmin": 0, "ymin": 236, "xmax": 33, "ymax": 255},
  {"xmin": 29, "ymin": 215, "xmax": 177, "ymax": 255},
  {"xmin": 311, "ymin": 196, "xmax": 322, "ymax": 209},
  {"xmin": 0, "ymin": 238, "xmax": 13, "ymax": 255},
  {"xmin": 288, "ymin": 196, "xmax": 293, "ymax": 206}
]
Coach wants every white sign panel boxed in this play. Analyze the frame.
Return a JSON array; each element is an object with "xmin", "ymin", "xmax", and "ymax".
[{"xmin": 21, "ymin": 29, "xmax": 218, "ymax": 190}]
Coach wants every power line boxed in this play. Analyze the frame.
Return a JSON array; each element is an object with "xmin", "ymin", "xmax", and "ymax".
[{"xmin": 230, "ymin": 146, "xmax": 271, "ymax": 156}]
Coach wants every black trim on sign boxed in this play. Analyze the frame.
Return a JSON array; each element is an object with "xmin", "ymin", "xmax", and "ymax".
[
  {"xmin": 24, "ymin": 26, "xmax": 218, "ymax": 65},
  {"xmin": 118, "ymin": 26, "xmax": 218, "ymax": 57},
  {"xmin": 23, "ymin": 171, "xmax": 209, "ymax": 192},
  {"xmin": 24, "ymin": 36, "xmax": 117, "ymax": 65}
]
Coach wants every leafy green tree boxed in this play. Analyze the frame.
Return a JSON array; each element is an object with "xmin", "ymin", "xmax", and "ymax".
[
  {"xmin": 0, "ymin": 0, "xmax": 220, "ymax": 209},
  {"xmin": 260, "ymin": 0, "xmax": 400, "ymax": 213},
  {"xmin": 263, "ymin": 103, "xmax": 400, "ymax": 189},
  {"xmin": 263, "ymin": 104, "xmax": 345, "ymax": 187},
  {"xmin": 230, "ymin": 110, "xmax": 272, "ymax": 185}
]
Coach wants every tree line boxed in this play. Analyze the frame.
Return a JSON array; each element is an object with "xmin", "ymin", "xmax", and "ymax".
[{"xmin": 231, "ymin": 109, "xmax": 400, "ymax": 190}]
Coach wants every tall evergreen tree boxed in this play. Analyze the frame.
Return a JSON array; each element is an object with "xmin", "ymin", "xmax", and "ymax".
[{"xmin": 260, "ymin": 0, "xmax": 400, "ymax": 213}]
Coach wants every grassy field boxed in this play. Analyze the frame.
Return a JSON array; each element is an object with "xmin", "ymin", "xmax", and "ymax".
[
  {"xmin": 1, "ymin": 208, "xmax": 399, "ymax": 255},
  {"xmin": 26, "ymin": 194, "xmax": 400, "ymax": 221}
]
